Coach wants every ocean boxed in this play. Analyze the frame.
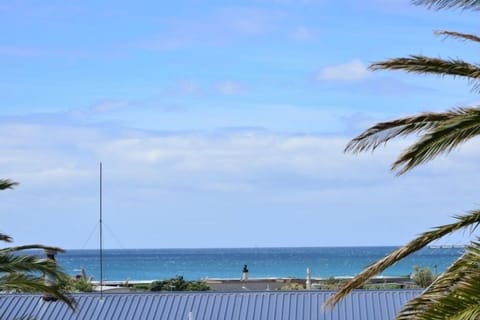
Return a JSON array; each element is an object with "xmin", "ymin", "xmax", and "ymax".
[{"xmin": 52, "ymin": 246, "xmax": 464, "ymax": 282}]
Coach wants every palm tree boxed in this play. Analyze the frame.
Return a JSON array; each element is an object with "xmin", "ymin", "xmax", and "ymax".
[
  {"xmin": 0, "ymin": 179, "xmax": 75, "ymax": 309},
  {"xmin": 324, "ymin": 0, "xmax": 480, "ymax": 319}
]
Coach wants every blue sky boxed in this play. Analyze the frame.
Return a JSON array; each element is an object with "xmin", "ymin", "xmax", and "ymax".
[{"xmin": 1, "ymin": 0, "xmax": 479, "ymax": 249}]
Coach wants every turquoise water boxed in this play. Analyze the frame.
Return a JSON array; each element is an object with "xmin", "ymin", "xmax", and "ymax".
[{"xmin": 53, "ymin": 246, "xmax": 463, "ymax": 281}]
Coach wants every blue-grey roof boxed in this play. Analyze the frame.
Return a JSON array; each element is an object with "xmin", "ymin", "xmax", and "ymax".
[{"xmin": 0, "ymin": 290, "xmax": 421, "ymax": 320}]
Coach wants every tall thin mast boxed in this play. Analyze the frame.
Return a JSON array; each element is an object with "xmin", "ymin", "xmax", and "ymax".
[{"xmin": 99, "ymin": 162, "xmax": 103, "ymax": 299}]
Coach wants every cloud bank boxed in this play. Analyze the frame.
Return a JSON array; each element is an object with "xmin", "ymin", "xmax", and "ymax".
[
  {"xmin": 1, "ymin": 117, "xmax": 478, "ymax": 248},
  {"xmin": 316, "ymin": 59, "xmax": 370, "ymax": 81}
]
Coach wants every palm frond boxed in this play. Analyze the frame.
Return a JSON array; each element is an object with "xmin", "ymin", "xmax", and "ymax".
[
  {"xmin": 451, "ymin": 305, "xmax": 480, "ymax": 320},
  {"xmin": 370, "ymin": 55, "xmax": 480, "ymax": 81},
  {"xmin": 435, "ymin": 30, "xmax": 480, "ymax": 43},
  {"xmin": 412, "ymin": 0, "xmax": 480, "ymax": 10},
  {"xmin": 0, "ymin": 253, "xmax": 60, "ymax": 276},
  {"xmin": 0, "ymin": 244, "xmax": 65, "ymax": 253},
  {"xmin": 324, "ymin": 209, "xmax": 480, "ymax": 308},
  {"xmin": 0, "ymin": 233, "xmax": 13, "ymax": 243},
  {"xmin": 0, "ymin": 179, "xmax": 74, "ymax": 309},
  {"xmin": 392, "ymin": 107, "xmax": 480, "ymax": 174},
  {"xmin": 0, "ymin": 273, "xmax": 75, "ymax": 309},
  {"xmin": 0, "ymin": 253, "xmax": 76, "ymax": 309},
  {"xmin": 345, "ymin": 107, "xmax": 480, "ymax": 175},
  {"xmin": 396, "ymin": 241, "xmax": 480, "ymax": 319},
  {"xmin": 0, "ymin": 179, "xmax": 18, "ymax": 190},
  {"xmin": 344, "ymin": 109, "xmax": 460, "ymax": 153}
]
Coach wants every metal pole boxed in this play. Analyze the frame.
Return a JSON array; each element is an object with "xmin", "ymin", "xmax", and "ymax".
[
  {"xmin": 306, "ymin": 267, "xmax": 312, "ymax": 290},
  {"xmin": 100, "ymin": 162, "xmax": 103, "ymax": 299}
]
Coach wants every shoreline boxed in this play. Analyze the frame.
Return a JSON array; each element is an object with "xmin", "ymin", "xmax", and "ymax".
[
  {"xmin": 56, "ymin": 246, "xmax": 461, "ymax": 282},
  {"xmin": 62, "ymin": 244, "xmax": 466, "ymax": 250},
  {"xmin": 91, "ymin": 275, "xmax": 414, "ymax": 292},
  {"xmin": 92, "ymin": 275, "xmax": 411, "ymax": 285}
]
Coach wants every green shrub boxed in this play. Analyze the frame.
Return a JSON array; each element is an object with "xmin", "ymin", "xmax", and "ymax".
[
  {"xmin": 132, "ymin": 283, "xmax": 150, "ymax": 291},
  {"xmin": 278, "ymin": 283, "xmax": 305, "ymax": 290},
  {"xmin": 411, "ymin": 266, "xmax": 434, "ymax": 288},
  {"xmin": 317, "ymin": 277, "xmax": 346, "ymax": 290},
  {"xmin": 59, "ymin": 275, "xmax": 94, "ymax": 292},
  {"xmin": 150, "ymin": 276, "xmax": 210, "ymax": 292}
]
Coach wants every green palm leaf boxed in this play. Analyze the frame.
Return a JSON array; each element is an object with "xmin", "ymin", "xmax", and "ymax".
[
  {"xmin": 337, "ymin": 0, "xmax": 480, "ymax": 317},
  {"xmin": 412, "ymin": 0, "xmax": 480, "ymax": 10},
  {"xmin": 344, "ymin": 109, "xmax": 461, "ymax": 153},
  {"xmin": 1, "ymin": 244, "xmax": 65, "ymax": 253},
  {"xmin": 0, "ymin": 179, "xmax": 18, "ymax": 190},
  {"xmin": 0, "ymin": 181, "xmax": 17, "ymax": 241},
  {"xmin": 345, "ymin": 107, "xmax": 480, "ymax": 175},
  {"xmin": 324, "ymin": 210, "xmax": 480, "ymax": 308},
  {"xmin": 0, "ymin": 252, "xmax": 75, "ymax": 309},
  {"xmin": 396, "ymin": 242, "xmax": 480, "ymax": 319},
  {"xmin": 435, "ymin": 30, "xmax": 480, "ymax": 43},
  {"xmin": 0, "ymin": 273, "xmax": 75, "ymax": 309},
  {"xmin": 0, "ymin": 179, "xmax": 75, "ymax": 309},
  {"xmin": 0, "ymin": 253, "xmax": 58, "ymax": 275},
  {"xmin": 0, "ymin": 234, "xmax": 13, "ymax": 242},
  {"xmin": 392, "ymin": 107, "xmax": 480, "ymax": 174},
  {"xmin": 370, "ymin": 56, "xmax": 480, "ymax": 81}
]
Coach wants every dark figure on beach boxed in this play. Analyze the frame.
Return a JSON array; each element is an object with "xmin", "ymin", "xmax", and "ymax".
[{"xmin": 242, "ymin": 265, "xmax": 249, "ymax": 281}]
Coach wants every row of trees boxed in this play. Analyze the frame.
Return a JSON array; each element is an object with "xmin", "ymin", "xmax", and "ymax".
[{"xmin": 327, "ymin": 0, "xmax": 480, "ymax": 319}]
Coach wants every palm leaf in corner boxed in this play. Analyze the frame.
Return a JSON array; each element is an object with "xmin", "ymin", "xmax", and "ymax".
[
  {"xmin": 395, "ymin": 241, "xmax": 480, "ymax": 319},
  {"xmin": 0, "ymin": 246, "xmax": 75, "ymax": 309},
  {"xmin": 370, "ymin": 56, "xmax": 480, "ymax": 82},
  {"xmin": 345, "ymin": 107, "xmax": 480, "ymax": 175},
  {"xmin": 412, "ymin": 0, "xmax": 480, "ymax": 10},
  {"xmin": 0, "ymin": 179, "xmax": 18, "ymax": 190},
  {"xmin": 329, "ymin": 0, "xmax": 480, "ymax": 316},
  {"xmin": 435, "ymin": 30, "xmax": 480, "ymax": 43},
  {"xmin": 0, "ymin": 180, "xmax": 75, "ymax": 309},
  {"xmin": 324, "ymin": 210, "xmax": 480, "ymax": 308}
]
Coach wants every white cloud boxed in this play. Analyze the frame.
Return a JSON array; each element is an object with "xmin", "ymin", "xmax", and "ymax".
[
  {"xmin": 0, "ymin": 120, "xmax": 448, "ymax": 192},
  {"xmin": 214, "ymin": 80, "xmax": 246, "ymax": 95},
  {"xmin": 217, "ymin": 7, "xmax": 282, "ymax": 35},
  {"xmin": 177, "ymin": 80, "xmax": 202, "ymax": 94},
  {"xmin": 1, "ymin": 118, "xmax": 479, "ymax": 248},
  {"xmin": 90, "ymin": 99, "xmax": 135, "ymax": 113},
  {"xmin": 161, "ymin": 80, "xmax": 204, "ymax": 97},
  {"xmin": 134, "ymin": 8, "xmax": 282, "ymax": 51},
  {"xmin": 0, "ymin": 44, "xmax": 85, "ymax": 58},
  {"xmin": 290, "ymin": 26, "xmax": 316, "ymax": 41},
  {"xmin": 316, "ymin": 59, "xmax": 370, "ymax": 81}
]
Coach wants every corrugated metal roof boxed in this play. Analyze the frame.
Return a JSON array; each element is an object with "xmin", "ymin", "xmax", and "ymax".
[{"xmin": 0, "ymin": 290, "xmax": 421, "ymax": 320}]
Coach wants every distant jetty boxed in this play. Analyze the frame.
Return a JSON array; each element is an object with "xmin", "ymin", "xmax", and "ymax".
[{"xmin": 428, "ymin": 244, "xmax": 465, "ymax": 249}]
